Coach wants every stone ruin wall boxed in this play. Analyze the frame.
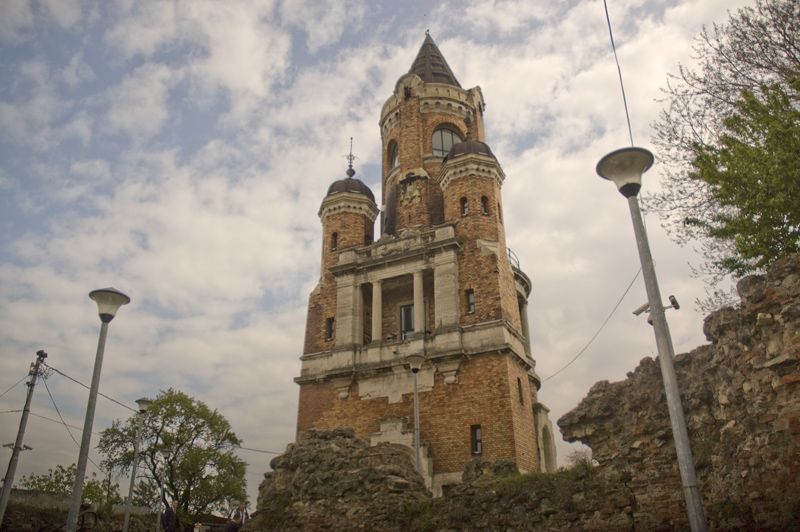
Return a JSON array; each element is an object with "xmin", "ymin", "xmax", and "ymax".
[
  {"xmin": 559, "ymin": 252, "xmax": 800, "ymax": 529},
  {"xmin": 250, "ymin": 253, "xmax": 800, "ymax": 531}
]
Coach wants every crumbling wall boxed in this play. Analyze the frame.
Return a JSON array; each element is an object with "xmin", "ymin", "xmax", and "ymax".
[
  {"xmin": 559, "ymin": 252, "xmax": 800, "ymax": 529},
  {"xmin": 251, "ymin": 254, "xmax": 800, "ymax": 531}
]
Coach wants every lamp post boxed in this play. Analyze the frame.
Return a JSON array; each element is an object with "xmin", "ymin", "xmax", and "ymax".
[
  {"xmin": 406, "ymin": 354, "xmax": 424, "ymax": 473},
  {"xmin": 66, "ymin": 287, "xmax": 131, "ymax": 532},
  {"xmin": 122, "ymin": 397, "xmax": 152, "ymax": 532},
  {"xmin": 156, "ymin": 449, "xmax": 169, "ymax": 532},
  {"xmin": 596, "ymin": 147, "xmax": 707, "ymax": 532}
]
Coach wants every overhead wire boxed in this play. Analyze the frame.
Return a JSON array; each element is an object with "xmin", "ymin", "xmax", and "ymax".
[
  {"xmin": 43, "ymin": 362, "xmax": 283, "ymax": 456},
  {"xmin": 0, "ymin": 374, "xmax": 29, "ymax": 400},
  {"xmin": 542, "ymin": 267, "xmax": 641, "ymax": 382},
  {"xmin": 41, "ymin": 377, "xmax": 103, "ymax": 472},
  {"xmin": 603, "ymin": 0, "xmax": 635, "ymax": 146}
]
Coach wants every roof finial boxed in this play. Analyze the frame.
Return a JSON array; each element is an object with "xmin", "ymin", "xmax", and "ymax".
[{"xmin": 345, "ymin": 137, "xmax": 356, "ymax": 178}]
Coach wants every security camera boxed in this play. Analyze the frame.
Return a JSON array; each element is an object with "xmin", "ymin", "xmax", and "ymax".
[
  {"xmin": 668, "ymin": 295, "xmax": 680, "ymax": 310},
  {"xmin": 632, "ymin": 301, "xmax": 650, "ymax": 316}
]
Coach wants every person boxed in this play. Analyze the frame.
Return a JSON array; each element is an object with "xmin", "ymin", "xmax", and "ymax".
[
  {"xmin": 162, "ymin": 499, "xmax": 181, "ymax": 532},
  {"xmin": 224, "ymin": 501, "xmax": 249, "ymax": 532}
]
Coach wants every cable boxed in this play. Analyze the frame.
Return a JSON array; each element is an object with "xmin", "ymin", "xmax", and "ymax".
[
  {"xmin": 542, "ymin": 267, "xmax": 641, "ymax": 382},
  {"xmin": 0, "ymin": 409, "xmax": 23, "ymax": 414},
  {"xmin": 43, "ymin": 362, "xmax": 137, "ymax": 413},
  {"xmin": 42, "ymin": 378, "xmax": 82, "ymax": 449},
  {"xmin": 603, "ymin": 0, "xmax": 634, "ymax": 146},
  {"xmin": 42, "ymin": 363, "xmax": 284, "ymax": 457},
  {"xmin": 236, "ymin": 445, "xmax": 281, "ymax": 455},
  {"xmin": 0, "ymin": 375, "xmax": 29, "ymax": 400},
  {"xmin": 27, "ymin": 411, "xmax": 99, "ymax": 435}
]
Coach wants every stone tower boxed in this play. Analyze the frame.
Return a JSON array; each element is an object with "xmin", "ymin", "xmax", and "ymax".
[{"xmin": 296, "ymin": 33, "xmax": 557, "ymax": 494}]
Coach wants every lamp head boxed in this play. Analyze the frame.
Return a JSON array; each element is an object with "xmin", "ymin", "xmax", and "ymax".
[
  {"xmin": 135, "ymin": 397, "xmax": 152, "ymax": 413},
  {"xmin": 406, "ymin": 353, "xmax": 425, "ymax": 373},
  {"xmin": 596, "ymin": 147, "xmax": 654, "ymax": 197},
  {"xmin": 89, "ymin": 287, "xmax": 130, "ymax": 323}
]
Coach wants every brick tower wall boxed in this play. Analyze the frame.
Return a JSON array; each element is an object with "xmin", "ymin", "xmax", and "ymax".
[
  {"xmin": 443, "ymin": 173, "xmax": 522, "ymax": 332},
  {"xmin": 297, "ymin": 351, "xmax": 538, "ymax": 473},
  {"xmin": 304, "ymin": 209, "xmax": 374, "ymax": 354}
]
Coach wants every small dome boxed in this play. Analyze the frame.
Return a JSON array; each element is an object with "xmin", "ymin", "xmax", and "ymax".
[
  {"xmin": 326, "ymin": 177, "xmax": 375, "ymax": 202},
  {"xmin": 443, "ymin": 138, "xmax": 496, "ymax": 162}
]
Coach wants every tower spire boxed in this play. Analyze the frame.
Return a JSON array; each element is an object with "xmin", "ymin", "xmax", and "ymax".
[
  {"xmin": 408, "ymin": 33, "xmax": 461, "ymax": 87},
  {"xmin": 346, "ymin": 137, "xmax": 356, "ymax": 178}
]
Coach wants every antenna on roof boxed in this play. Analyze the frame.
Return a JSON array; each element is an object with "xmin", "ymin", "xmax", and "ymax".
[{"xmin": 345, "ymin": 137, "xmax": 357, "ymax": 177}]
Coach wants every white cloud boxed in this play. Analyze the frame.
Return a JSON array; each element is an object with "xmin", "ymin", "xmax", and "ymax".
[
  {"xmin": 40, "ymin": 0, "xmax": 82, "ymax": 29},
  {"xmin": 279, "ymin": 0, "xmax": 365, "ymax": 53},
  {"xmin": 0, "ymin": 0, "xmax": 34, "ymax": 43},
  {"xmin": 105, "ymin": 63, "xmax": 177, "ymax": 141}
]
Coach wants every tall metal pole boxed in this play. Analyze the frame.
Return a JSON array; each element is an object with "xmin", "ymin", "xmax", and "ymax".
[
  {"xmin": 66, "ymin": 320, "xmax": 110, "ymax": 531},
  {"xmin": 627, "ymin": 196, "xmax": 707, "ymax": 532},
  {"xmin": 122, "ymin": 417, "xmax": 143, "ymax": 532},
  {"xmin": 0, "ymin": 350, "xmax": 47, "ymax": 526},
  {"xmin": 412, "ymin": 369, "xmax": 421, "ymax": 472}
]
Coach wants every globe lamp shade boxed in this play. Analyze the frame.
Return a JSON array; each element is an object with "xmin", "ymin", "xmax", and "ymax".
[
  {"xmin": 135, "ymin": 397, "xmax": 152, "ymax": 413},
  {"xmin": 596, "ymin": 147, "xmax": 654, "ymax": 197},
  {"xmin": 406, "ymin": 353, "xmax": 425, "ymax": 373},
  {"xmin": 89, "ymin": 287, "xmax": 131, "ymax": 322}
]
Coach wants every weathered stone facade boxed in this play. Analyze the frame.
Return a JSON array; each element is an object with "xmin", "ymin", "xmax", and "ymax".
[
  {"xmin": 558, "ymin": 251, "xmax": 800, "ymax": 529},
  {"xmin": 264, "ymin": 253, "xmax": 800, "ymax": 530},
  {"xmin": 295, "ymin": 33, "xmax": 557, "ymax": 495}
]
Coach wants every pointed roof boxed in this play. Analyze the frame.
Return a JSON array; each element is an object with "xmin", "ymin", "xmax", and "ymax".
[{"xmin": 408, "ymin": 32, "xmax": 461, "ymax": 88}]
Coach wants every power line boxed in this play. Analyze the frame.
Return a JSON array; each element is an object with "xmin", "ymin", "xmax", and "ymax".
[
  {"xmin": 542, "ymin": 267, "xmax": 641, "ymax": 382},
  {"xmin": 40, "ymin": 379, "xmax": 103, "ymax": 472},
  {"xmin": 0, "ymin": 410, "xmax": 23, "ymax": 415},
  {"xmin": 42, "ymin": 362, "xmax": 136, "ymax": 413},
  {"xmin": 26, "ymin": 411, "xmax": 100, "ymax": 436},
  {"xmin": 236, "ymin": 445, "xmax": 281, "ymax": 455},
  {"xmin": 42, "ymin": 363, "xmax": 285, "ymax": 457},
  {"xmin": 0, "ymin": 375, "xmax": 29, "ymax": 400},
  {"xmin": 603, "ymin": 0, "xmax": 634, "ymax": 146}
]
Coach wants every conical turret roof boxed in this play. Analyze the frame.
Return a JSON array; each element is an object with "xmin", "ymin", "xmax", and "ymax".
[{"xmin": 408, "ymin": 32, "xmax": 461, "ymax": 87}]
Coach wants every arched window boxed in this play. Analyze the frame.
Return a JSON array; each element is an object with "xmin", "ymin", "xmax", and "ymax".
[
  {"xmin": 517, "ymin": 377, "xmax": 524, "ymax": 404},
  {"xmin": 331, "ymin": 232, "xmax": 338, "ymax": 251},
  {"xmin": 481, "ymin": 196, "xmax": 489, "ymax": 215},
  {"xmin": 460, "ymin": 197, "xmax": 469, "ymax": 216},
  {"xmin": 432, "ymin": 126, "xmax": 462, "ymax": 157},
  {"xmin": 388, "ymin": 141, "xmax": 399, "ymax": 169},
  {"xmin": 497, "ymin": 202, "xmax": 503, "ymax": 223}
]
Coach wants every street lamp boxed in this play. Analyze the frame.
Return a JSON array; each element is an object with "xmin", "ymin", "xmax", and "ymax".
[
  {"xmin": 66, "ymin": 287, "xmax": 131, "ymax": 532},
  {"xmin": 596, "ymin": 147, "xmax": 707, "ymax": 532},
  {"xmin": 122, "ymin": 397, "xmax": 152, "ymax": 532},
  {"xmin": 406, "ymin": 353, "xmax": 425, "ymax": 473}
]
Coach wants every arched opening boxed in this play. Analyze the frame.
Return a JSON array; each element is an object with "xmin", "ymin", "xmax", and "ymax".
[
  {"xmin": 331, "ymin": 232, "xmax": 338, "ymax": 251},
  {"xmin": 542, "ymin": 426, "xmax": 556, "ymax": 473},
  {"xmin": 460, "ymin": 197, "xmax": 469, "ymax": 216},
  {"xmin": 432, "ymin": 126, "xmax": 463, "ymax": 157},
  {"xmin": 481, "ymin": 196, "xmax": 489, "ymax": 215},
  {"xmin": 388, "ymin": 140, "xmax": 399, "ymax": 169}
]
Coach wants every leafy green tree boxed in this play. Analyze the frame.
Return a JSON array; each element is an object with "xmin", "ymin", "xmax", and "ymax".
[
  {"xmin": 688, "ymin": 81, "xmax": 800, "ymax": 277},
  {"xmin": 17, "ymin": 463, "xmax": 122, "ymax": 508},
  {"xmin": 647, "ymin": 0, "xmax": 799, "ymax": 306},
  {"xmin": 97, "ymin": 389, "xmax": 246, "ymax": 517}
]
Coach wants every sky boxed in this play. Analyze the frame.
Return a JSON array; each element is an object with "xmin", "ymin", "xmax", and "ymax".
[{"xmin": 0, "ymin": 0, "xmax": 753, "ymax": 510}]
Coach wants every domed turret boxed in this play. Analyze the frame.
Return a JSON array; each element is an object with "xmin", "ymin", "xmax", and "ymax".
[
  {"xmin": 443, "ymin": 137, "xmax": 495, "ymax": 162},
  {"xmin": 326, "ymin": 176, "xmax": 375, "ymax": 203}
]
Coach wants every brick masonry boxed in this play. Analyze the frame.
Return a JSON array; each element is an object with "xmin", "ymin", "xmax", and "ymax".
[{"xmin": 297, "ymin": 35, "xmax": 553, "ymax": 491}]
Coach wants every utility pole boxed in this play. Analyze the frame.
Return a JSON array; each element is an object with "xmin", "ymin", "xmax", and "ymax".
[{"xmin": 0, "ymin": 350, "xmax": 48, "ymax": 526}]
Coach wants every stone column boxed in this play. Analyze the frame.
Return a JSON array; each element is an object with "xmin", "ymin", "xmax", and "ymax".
[
  {"xmin": 519, "ymin": 298, "xmax": 531, "ymax": 355},
  {"xmin": 354, "ymin": 283, "xmax": 364, "ymax": 346},
  {"xmin": 413, "ymin": 270, "xmax": 424, "ymax": 336},
  {"xmin": 335, "ymin": 276, "xmax": 356, "ymax": 346},
  {"xmin": 433, "ymin": 250, "xmax": 459, "ymax": 328},
  {"xmin": 372, "ymin": 279, "xmax": 382, "ymax": 343}
]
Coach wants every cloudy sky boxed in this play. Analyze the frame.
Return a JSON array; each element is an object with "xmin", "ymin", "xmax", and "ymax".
[{"xmin": 1, "ymin": 0, "xmax": 751, "ymax": 508}]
